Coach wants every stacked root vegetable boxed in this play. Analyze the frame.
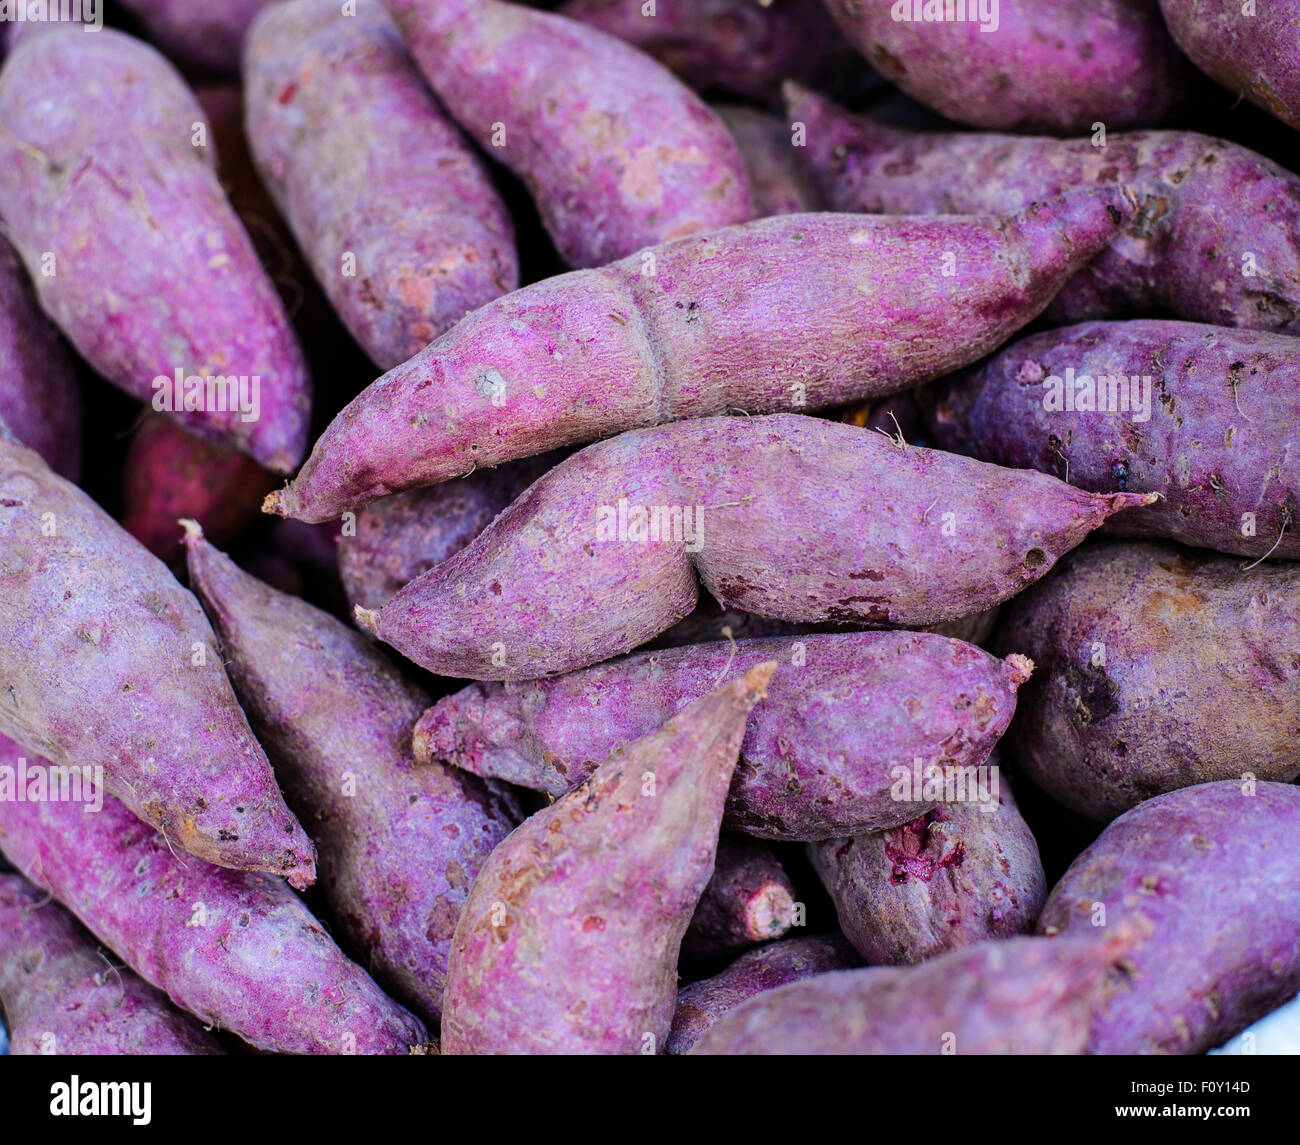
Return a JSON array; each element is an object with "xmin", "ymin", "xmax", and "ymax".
[{"xmin": 1, "ymin": 0, "xmax": 1299, "ymax": 1057}]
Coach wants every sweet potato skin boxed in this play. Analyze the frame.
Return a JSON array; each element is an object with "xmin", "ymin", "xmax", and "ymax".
[
  {"xmin": 1159, "ymin": 0, "xmax": 1300, "ymax": 130},
  {"xmin": 269, "ymin": 191, "xmax": 1129, "ymax": 521},
  {"xmin": 559, "ymin": 0, "xmax": 852, "ymax": 104},
  {"xmin": 382, "ymin": 0, "xmax": 754, "ymax": 269},
  {"xmin": 786, "ymin": 86, "xmax": 1300, "ymax": 335},
  {"xmin": 1038, "ymin": 780, "xmax": 1300, "ymax": 1055},
  {"xmin": 690, "ymin": 931, "xmax": 1128, "ymax": 1054},
  {"xmin": 0, "ymin": 238, "xmax": 81, "ymax": 482},
  {"xmin": 121, "ymin": 414, "xmax": 274, "ymax": 562},
  {"xmin": 0, "ymin": 740, "xmax": 428, "ymax": 1055},
  {"xmin": 0, "ymin": 873, "xmax": 223, "ymax": 1056},
  {"xmin": 244, "ymin": 0, "xmax": 518, "ymax": 371},
  {"xmin": 0, "ymin": 24, "xmax": 309, "ymax": 472},
  {"xmin": 117, "ymin": 0, "xmax": 270, "ymax": 75},
  {"xmin": 184, "ymin": 526, "xmax": 520, "ymax": 1023},
  {"xmin": 683, "ymin": 837, "xmax": 796, "ymax": 956},
  {"xmin": 362, "ymin": 412, "xmax": 1152, "ymax": 680},
  {"xmin": 414, "ymin": 629, "xmax": 1031, "ymax": 838},
  {"xmin": 996, "ymin": 540, "xmax": 1300, "ymax": 821},
  {"xmin": 924, "ymin": 321, "xmax": 1300, "ymax": 561},
  {"xmin": 666, "ymin": 934, "xmax": 861, "ymax": 1055},
  {"xmin": 714, "ymin": 105, "xmax": 823, "ymax": 216},
  {"xmin": 822, "ymin": 0, "xmax": 1186, "ymax": 133},
  {"xmin": 812, "ymin": 777, "xmax": 1046, "ymax": 965},
  {"xmin": 0, "ymin": 429, "xmax": 316, "ymax": 886},
  {"xmin": 338, "ymin": 454, "xmax": 557, "ymax": 611},
  {"xmin": 441, "ymin": 665, "xmax": 773, "ymax": 1055}
]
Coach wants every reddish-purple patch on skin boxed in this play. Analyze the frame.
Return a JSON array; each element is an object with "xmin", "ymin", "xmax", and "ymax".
[{"xmin": 885, "ymin": 812, "xmax": 965, "ymax": 885}]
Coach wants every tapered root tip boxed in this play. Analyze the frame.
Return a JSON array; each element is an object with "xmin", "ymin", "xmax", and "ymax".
[
  {"xmin": 1106, "ymin": 491, "xmax": 1163, "ymax": 516},
  {"xmin": 743, "ymin": 661, "xmax": 779, "ymax": 703},
  {"xmin": 1004, "ymin": 653, "xmax": 1035, "ymax": 688},
  {"xmin": 178, "ymin": 517, "xmax": 204, "ymax": 542},
  {"xmin": 354, "ymin": 605, "xmax": 380, "ymax": 635},
  {"xmin": 262, "ymin": 489, "xmax": 288, "ymax": 517}
]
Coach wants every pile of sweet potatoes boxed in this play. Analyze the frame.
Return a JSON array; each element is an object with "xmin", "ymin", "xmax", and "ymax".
[{"xmin": 2, "ymin": 0, "xmax": 1299, "ymax": 1064}]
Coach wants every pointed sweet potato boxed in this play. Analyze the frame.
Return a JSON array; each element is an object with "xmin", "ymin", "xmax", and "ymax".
[
  {"xmin": 267, "ymin": 190, "xmax": 1130, "ymax": 521},
  {"xmin": 0, "ymin": 23, "xmax": 310, "ymax": 471},
  {"xmin": 359, "ymin": 412, "xmax": 1153, "ymax": 680},
  {"xmin": 0, "ymin": 427, "xmax": 316, "ymax": 886},
  {"xmin": 183, "ymin": 522, "xmax": 520, "ymax": 1023},
  {"xmin": 0, "ymin": 738, "xmax": 429, "ymax": 1055},
  {"xmin": 414, "ymin": 629, "xmax": 1032, "ymax": 838},
  {"xmin": 0, "ymin": 872, "xmax": 223, "ymax": 1056},
  {"xmin": 441, "ymin": 663, "xmax": 775, "ymax": 1055},
  {"xmin": 381, "ymin": 0, "xmax": 754, "ymax": 269}
]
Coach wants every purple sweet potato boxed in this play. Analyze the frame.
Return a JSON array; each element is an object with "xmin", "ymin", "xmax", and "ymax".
[
  {"xmin": 0, "ymin": 427, "xmax": 317, "ymax": 885},
  {"xmin": 0, "ymin": 23, "xmax": 310, "ymax": 471},
  {"xmin": 666, "ymin": 934, "xmax": 861, "ymax": 1055},
  {"xmin": 714, "ymin": 104, "xmax": 823, "ymax": 216},
  {"xmin": 357, "ymin": 412, "xmax": 1153, "ymax": 681},
  {"xmin": 811, "ymin": 773, "xmax": 1047, "ymax": 965},
  {"xmin": 996, "ymin": 540, "xmax": 1300, "ymax": 821},
  {"xmin": 338, "ymin": 454, "xmax": 559, "ymax": 612},
  {"xmin": 559, "ymin": 0, "xmax": 857, "ymax": 105},
  {"xmin": 121, "ymin": 413, "xmax": 275, "ymax": 562},
  {"xmin": 414, "ymin": 628, "xmax": 1032, "ymax": 838},
  {"xmin": 244, "ymin": 0, "xmax": 518, "ymax": 372},
  {"xmin": 382, "ymin": 0, "xmax": 754, "ymax": 269},
  {"xmin": 822, "ymin": 0, "xmax": 1187, "ymax": 133},
  {"xmin": 923, "ymin": 320, "xmax": 1300, "ymax": 561},
  {"xmin": 0, "ymin": 872, "xmax": 222, "ymax": 1056},
  {"xmin": 0, "ymin": 237, "xmax": 81, "ymax": 482},
  {"xmin": 683, "ymin": 836, "xmax": 796, "ymax": 956},
  {"xmin": 117, "ymin": 0, "xmax": 271, "ymax": 75},
  {"xmin": 441, "ymin": 663, "xmax": 774, "ymax": 1055},
  {"xmin": 786, "ymin": 85, "xmax": 1300, "ymax": 334},
  {"xmin": 268, "ymin": 191, "xmax": 1131, "ymax": 521},
  {"xmin": 690, "ymin": 930, "xmax": 1134, "ymax": 1054},
  {"xmin": 1159, "ymin": 0, "xmax": 1300, "ymax": 131},
  {"xmin": 183, "ymin": 522, "xmax": 520, "ymax": 1023},
  {"xmin": 0, "ymin": 740, "xmax": 428, "ymax": 1055},
  {"xmin": 1038, "ymin": 780, "xmax": 1300, "ymax": 1055}
]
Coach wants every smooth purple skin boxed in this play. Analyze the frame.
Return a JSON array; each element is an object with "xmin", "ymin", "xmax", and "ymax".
[
  {"xmin": 786, "ymin": 85, "xmax": 1300, "ymax": 334},
  {"xmin": 360, "ymin": 412, "xmax": 1153, "ymax": 681},
  {"xmin": 0, "ymin": 428, "xmax": 317, "ymax": 886},
  {"xmin": 268, "ymin": 191, "xmax": 1130, "ymax": 522},
  {"xmin": 183, "ymin": 524, "xmax": 520, "ymax": 1024},
  {"xmin": 812, "ymin": 778, "xmax": 1047, "ymax": 965},
  {"xmin": 924, "ymin": 320, "xmax": 1300, "ymax": 562},
  {"xmin": 244, "ymin": 0, "xmax": 518, "ymax": 372},
  {"xmin": 0, "ymin": 24, "xmax": 310, "ymax": 472},
  {"xmin": 442, "ymin": 663, "xmax": 774, "ymax": 1055},
  {"xmin": 683, "ymin": 836, "xmax": 796, "ymax": 957},
  {"xmin": 666, "ymin": 934, "xmax": 862, "ymax": 1055},
  {"xmin": 382, "ymin": 0, "xmax": 754, "ymax": 269},
  {"xmin": 338, "ymin": 453, "xmax": 560, "ymax": 612},
  {"xmin": 690, "ymin": 931, "xmax": 1132, "ymax": 1054},
  {"xmin": 1038, "ymin": 781, "xmax": 1300, "ymax": 1055},
  {"xmin": 0, "ymin": 741, "xmax": 429, "ymax": 1055},
  {"xmin": 117, "ymin": 0, "xmax": 271, "ymax": 75},
  {"xmin": 414, "ymin": 629, "xmax": 1032, "ymax": 838},
  {"xmin": 0, "ymin": 873, "xmax": 222, "ymax": 1056},
  {"xmin": 996, "ymin": 540, "xmax": 1300, "ymax": 821},
  {"xmin": 714, "ymin": 104, "xmax": 824, "ymax": 217},
  {"xmin": 822, "ymin": 0, "xmax": 1187, "ymax": 133},
  {"xmin": 559, "ymin": 0, "xmax": 860, "ymax": 105},
  {"xmin": 0, "ymin": 238, "xmax": 81, "ymax": 482},
  {"xmin": 1159, "ymin": 0, "xmax": 1300, "ymax": 130}
]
